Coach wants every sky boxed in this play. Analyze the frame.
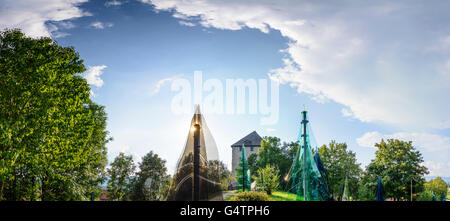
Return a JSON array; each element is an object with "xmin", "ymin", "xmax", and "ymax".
[{"xmin": 1, "ymin": 0, "xmax": 449, "ymax": 177}]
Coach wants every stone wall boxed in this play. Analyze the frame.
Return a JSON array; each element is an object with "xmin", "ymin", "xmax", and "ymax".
[{"xmin": 231, "ymin": 146, "xmax": 260, "ymax": 186}]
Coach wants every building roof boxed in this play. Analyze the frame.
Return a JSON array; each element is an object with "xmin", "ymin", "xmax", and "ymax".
[{"xmin": 231, "ymin": 131, "xmax": 262, "ymax": 147}]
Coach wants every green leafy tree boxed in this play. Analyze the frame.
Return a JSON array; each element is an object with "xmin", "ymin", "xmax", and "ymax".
[
  {"xmin": 107, "ymin": 153, "xmax": 135, "ymax": 201},
  {"xmin": 258, "ymin": 137, "xmax": 283, "ymax": 168},
  {"xmin": 130, "ymin": 151, "xmax": 170, "ymax": 201},
  {"xmin": 254, "ymin": 165, "xmax": 280, "ymax": 195},
  {"xmin": 247, "ymin": 153, "xmax": 258, "ymax": 178},
  {"xmin": 318, "ymin": 141, "xmax": 362, "ymax": 200},
  {"xmin": 256, "ymin": 137, "xmax": 296, "ymax": 190},
  {"xmin": 416, "ymin": 190, "xmax": 434, "ymax": 201},
  {"xmin": 208, "ymin": 160, "xmax": 232, "ymax": 191},
  {"xmin": 361, "ymin": 139, "xmax": 428, "ymax": 201},
  {"xmin": 424, "ymin": 177, "xmax": 447, "ymax": 199},
  {"xmin": 0, "ymin": 29, "xmax": 110, "ymax": 200}
]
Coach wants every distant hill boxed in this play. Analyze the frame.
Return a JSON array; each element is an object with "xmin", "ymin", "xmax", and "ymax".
[{"xmin": 425, "ymin": 176, "xmax": 450, "ymax": 183}]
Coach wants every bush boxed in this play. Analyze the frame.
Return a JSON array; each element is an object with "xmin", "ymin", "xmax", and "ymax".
[
  {"xmin": 253, "ymin": 165, "xmax": 280, "ymax": 195},
  {"xmin": 416, "ymin": 190, "xmax": 433, "ymax": 201},
  {"xmin": 229, "ymin": 191, "xmax": 272, "ymax": 201},
  {"xmin": 424, "ymin": 177, "xmax": 447, "ymax": 198}
]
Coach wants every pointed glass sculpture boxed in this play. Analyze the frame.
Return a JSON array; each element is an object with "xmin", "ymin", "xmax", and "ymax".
[
  {"xmin": 290, "ymin": 109, "xmax": 326, "ymax": 201},
  {"xmin": 237, "ymin": 144, "xmax": 251, "ymax": 191},
  {"xmin": 375, "ymin": 176, "xmax": 385, "ymax": 201},
  {"xmin": 314, "ymin": 151, "xmax": 330, "ymax": 200},
  {"xmin": 167, "ymin": 105, "xmax": 223, "ymax": 201},
  {"xmin": 342, "ymin": 177, "xmax": 349, "ymax": 201}
]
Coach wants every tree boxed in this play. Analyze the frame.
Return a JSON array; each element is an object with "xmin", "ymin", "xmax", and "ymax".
[
  {"xmin": 254, "ymin": 165, "xmax": 280, "ymax": 195},
  {"xmin": 424, "ymin": 177, "xmax": 447, "ymax": 199},
  {"xmin": 361, "ymin": 139, "xmax": 428, "ymax": 201},
  {"xmin": 207, "ymin": 160, "xmax": 232, "ymax": 191},
  {"xmin": 107, "ymin": 153, "xmax": 135, "ymax": 201},
  {"xmin": 247, "ymin": 153, "xmax": 258, "ymax": 179},
  {"xmin": 0, "ymin": 29, "xmax": 110, "ymax": 200},
  {"xmin": 318, "ymin": 141, "xmax": 362, "ymax": 200},
  {"xmin": 416, "ymin": 190, "xmax": 434, "ymax": 201},
  {"xmin": 256, "ymin": 137, "xmax": 296, "ymax": 190},
  {"xmin": 130, "ymin": 151, "xmax": 170, "ymax": 201},
  {"xmin": 258, "ymin": 137, "xmax": 283, "ymax": 168}
]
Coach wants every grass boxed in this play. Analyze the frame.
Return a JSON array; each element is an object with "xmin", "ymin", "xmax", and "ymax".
[
  {"xmin": 223, "ymin": 190, "xmax": 237, "ymax": 201},
  {"xmin": 269, "ymin": 191, "xmax": 300, "ymax": 201},
  {"xmin": 224, "ymin": 190, "xmax": 301, "ymax": 201}
]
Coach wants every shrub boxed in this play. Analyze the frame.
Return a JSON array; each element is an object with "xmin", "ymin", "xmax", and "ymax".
[
  {"xmin": 229, "ymin": 191, "xmax": 272, "ymax": 201},
  {"xmin": 424, "ymin": 177, "xmax": 447, "ymax": 198},
  {"xmin": 416, "ymin": 190, "xmax": 433, "ymax": 201},
  {"xmin": 253, "ymin": 165, "xmax": 280, "ymax": 195}
]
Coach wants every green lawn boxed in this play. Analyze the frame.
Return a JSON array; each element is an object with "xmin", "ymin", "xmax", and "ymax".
[
  {"xmin": 269, "ymin": 191, "xmax": 300, "ymax": 201},
  {"xmin": 224, "ymin": 190, "xmax": 301, "ymax": 201}
]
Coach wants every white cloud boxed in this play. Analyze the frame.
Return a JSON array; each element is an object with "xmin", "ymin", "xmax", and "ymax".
[
  {"xmin": 105, "ymin": 0, "xmax": 123, "ymax": 7},
  {"xmin": 179, "ymin": 21, "xmax": 196, "ymax": 27},
  {"xmin": 89, "ymin": 21, "xmax": 114, "ymax": 29},
  {"xmin": 142, "ymin": 0, "xmax": 450, "ymax": 131},
  {"xmin": 0, "ymin": 0, "xmax": 90, "ymax": 38},
  {"xmin": 423, "ymin": 161, "xmax": 450, "ymax": 177},
  {"xmin": 57, "ymin": 21, "xmax": 76, "ymax": 29},
  {"xmin": 46, "ymin": 20, "xmax": 76, "ymax": 38},
  {"xmin": 356, "ymin": 131, "xmax": 384, "ymax": 148},
  {"xmin": 51, "ymin": 32, "xmax": 71, "ymax": 38},
  {"xmin": 151, "ymin": 75, "xmax": 181, "ymax": 96},
  {"xmin": 357, "ymin": 131, "xmax": 450, "ymax": 152},
  {"xmin": 341, "ymin": 108, "xmax": 353, "ymax": 117},
  {"xmin": 84, "ymin": 65, "xmax": 107, "ymax": 88}
]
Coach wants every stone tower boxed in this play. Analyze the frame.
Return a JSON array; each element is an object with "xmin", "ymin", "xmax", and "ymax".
[{"xmin": 231, "ymin": 131, "xmax": 262, "ymax": 183}]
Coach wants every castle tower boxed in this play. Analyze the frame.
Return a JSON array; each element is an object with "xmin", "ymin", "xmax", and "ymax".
[{"xmin": 230, "ymin": 131, "xmax": 262, "ymax": 185}]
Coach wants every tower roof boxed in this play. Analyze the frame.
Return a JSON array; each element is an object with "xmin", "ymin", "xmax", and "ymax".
[{"xmin": 231, "ymin": 131, "xmax": 262, "ymax": 147}]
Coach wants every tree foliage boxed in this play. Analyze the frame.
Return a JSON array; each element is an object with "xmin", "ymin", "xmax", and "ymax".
[
  {"xmin": 254, "ymin": 165, "xmax": 280, "ymax": 195},
  {"xmin": 361, "ymin": 139, "xmax": 428, "ymax": 201},
  {"xmin": 416, "ymin": 189, "xmax": 434, "ymax": 201},
  {"xmin": 424, "ymin": 177, "xmax": 447, "ymax": 199},
  {"xmin": 208, "ymin": 160, "xmax": 232, "ymax": 191},
  {"xmin": 247, "ymin": 153, "xmax": 258, "ymax": 179},
  {"xmin": 107, "ymin": 153, "xmax": 135, "ymax": 201},
  {"xmin": 0, "ymin": 29, "xmax": 110, "ymax": 200},
  {"xmin": 318, "ymin": 141, "xmax": 362, "ymax": 200},
  {"xmin": 254, "ymin": 137, "xmax": 297, "ymax": 190},
  {"xmin": 130, "ymin": 151, "xmax": 170, "ymax": 201}
]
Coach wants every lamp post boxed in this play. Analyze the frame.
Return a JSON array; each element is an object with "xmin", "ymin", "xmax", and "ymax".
[
  {"xmin": 193, "ymin": 123, "xmax": 200, "ymax": 201},
  {"xmin": 409, "ymin": 177, "xmax": 418, "ymax": 201},
  {"xmin": 301, "ymin": 110, "xmax": 309, "ymax": 201}
]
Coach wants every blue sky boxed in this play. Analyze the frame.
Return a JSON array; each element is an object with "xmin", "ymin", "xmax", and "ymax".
[{"xmin": 1, "ymin": 0, "xmax": 449, "ymax": 176}]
